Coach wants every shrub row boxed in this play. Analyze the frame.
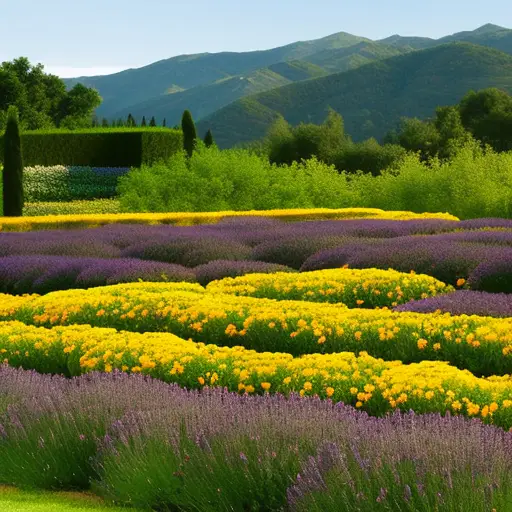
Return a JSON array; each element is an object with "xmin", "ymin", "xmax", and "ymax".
[
  {"xmin": 2, "ymin": 366, "xmax": 511, "ymax": 511},
  {"xmin": 0, "ymin": 208, "xmax": 459, "ymax": 232},
  {"xmin": 3, "ymin": 282, "xmax": 512, "ymax": 376},
  {"xmin": 206, "ymin": 268, "xmax": 453, "ymax": 308},
  {"xmin": 23, "ymin": 199, "xmax": 121, "ymax": 216},
  {"xmin": 0, "ymin": 128, "xmax": 183, "ymax": 167},
  {"xmin": 0, "ymin": 255, "xmax": 197, "ymax": 295},
  {"xmin": 395, "ymin": 290, "xmax": 512, "ymax": 318},
  {"xmin": 2, "ymin": 322, "xmax": 512, "ymax": 427}
]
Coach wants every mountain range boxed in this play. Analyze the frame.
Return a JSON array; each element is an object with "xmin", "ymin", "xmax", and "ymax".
[{"xmin": 65, "ymin": 23, "xmax": 512, "ymax": 147}]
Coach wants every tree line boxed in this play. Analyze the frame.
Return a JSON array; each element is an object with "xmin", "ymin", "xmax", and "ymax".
[
  {"xmin": 0, "ymin": 58, "xmax": 101, "ymax": 131},
  {"xmin": 252, "ymin": 87, "xmax": 512, "ymax": 175}
]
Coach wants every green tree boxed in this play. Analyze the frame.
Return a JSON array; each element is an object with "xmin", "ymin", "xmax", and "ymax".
[
  {"xmin": 334, "ymin": 138, "xmax": 407, "ymax": 175},
  {"xmin": 181, "ymin": 110, "xmax": 197, "ymax": 157},
  {"xmin": 149, "ymin": 116, "xmax": 156, "ymax": 127},
  {"xmin": 141, "ymin": 116, "xmax": 147, "ymax": 127},
  {"xmin": 58, "ymin": 83, "xmax": 101, "ymax": 127},
  {"xmin": 101, "ymin": 118, "xmax": 109, "ymax": 127},
  {"xmin": 393, "ymin": 117, "xmax": 441, "ymax": 159},
  {"xmin": 433, "ymin": 106, "xmax": 472, "ymax": 158},
  {"xmin": 127, "ymin": 113, "xmax": 136, "ymax": 127},
  {"xmin": 2, "ymin": 106, "xmax": 24, "ymax": 216},
  {"xmin": 459, "ymin": 88, "xmax": 512, "ymax": 152},
  {"xmin": 203, "ymin": 129, "xmax": 214, "ymax": 147},
  {"xmin": 162, "ymin": 118, "xmax": 167, "ymax": 127}
]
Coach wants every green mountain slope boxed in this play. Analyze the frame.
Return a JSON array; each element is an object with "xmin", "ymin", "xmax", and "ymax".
[
  {"xmin": 304, "ymin": 41, "xmax": 411, "ymax": 72},
  {"xmin": 112, "ymin": 68, "xmax": 295, "ymax": 123},
  {"xmin": 197, "ymin": 43, "xmax": 512, "ymax": 147},
  {"xmin": 64, "ymin": 31, "xmax": 368, "ymax": 118},
  {"xmin": 379, "ymin": 23, "xmax": 512, "ymax": 54}
]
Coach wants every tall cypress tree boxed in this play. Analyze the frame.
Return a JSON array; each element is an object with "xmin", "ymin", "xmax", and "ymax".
[
  {"xmin": 204, "ymin": 129, "xmax": 214, "ymax": 148},
  {"xmin": 149, "ymin": 116, "xmax": 156, "ymax": 127},
  {"xmin": 162, "ymin": 118, "xmax": 167, "ymax": 127},
  {"xmin": 181, "ymin": 110, "xmax": 197, "ymax": 157},
  {"xmin": 127, "ymin": 113, "xmax": 136, "ymax": 127},
  {"xmin": 141, "ymin": 116, "xmax": 147, "ymax": 127},
  {"xmin": 2, "ymin": 106, "xmax": 24, "ymax": 217}
]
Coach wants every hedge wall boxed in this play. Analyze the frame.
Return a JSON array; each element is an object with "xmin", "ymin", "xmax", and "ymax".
[{"xmin": 0, "ymin": 128, "xmax": 183, "ymax": 167}]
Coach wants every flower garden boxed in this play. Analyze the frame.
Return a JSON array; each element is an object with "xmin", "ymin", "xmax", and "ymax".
[{"xmin": 3, "ymin": 207, "xmax": 512, "ymax": 510}]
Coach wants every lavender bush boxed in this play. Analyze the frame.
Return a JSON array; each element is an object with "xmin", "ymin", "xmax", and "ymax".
[
  {"xmin": 468, "ymin": 258, "xmax": 512, "ymax": 293},
  {"xmin": 0, "ymin": 255, "xmax": 196, "ymax": 294},
  {"xmin": 121, "ymin": 236, "xmax": 252, "ymax": 267},
  {"xmin": 395, "ymin": 290, "xmax": 512, "ymax": 317},
  {"xmin": 1, "ymin": 366, "xmax": 512, "ymax": 511},
  {"xmin": 194, "ymin": 259, "xmax": 296, "ymax": 286},
  {"xmin": 1, "ymin": 219, "xmax": 512, "ymax": 289}
]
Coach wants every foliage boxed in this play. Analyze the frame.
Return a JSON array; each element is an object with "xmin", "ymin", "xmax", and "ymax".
[
  {"xmin": 6, "ymin": 279, "xmax": 512, "ymax": 377},
  {"xmin": 0, "ymin": 128, "xmax": 183, "ymax": 167},
  {"xmin": 206, "ymin": 268, "xmax": 453, "ymax": 308},
  {"xmin": 333, "ymin": 138, "xmax": 407, "ymax": 175},
  {"xmin": 22, "ymin": 199, "xmax": 121, "ymax": 216},
  {"xmin": 181, "ymin": 110, "xmax": 197, "ymax": 157},
  {"xmin": 198, "ymin": 43, "xmax": 512, "ymax": 148},
  {"xmin": 4, "ymin": 367, "xmax": 512, "ymax": 511},
  {"xmin": 459, "ymin": 87, "xmax": 512, "ymax": 151},
  {"xmin": 203, "ymin": 128, "xmax": 214, "ymax": 147},
  {"xmin": 264, "ymin": 111, "xmax": 349, "ymax": 166},
  {"xmin": 348, "ymin": 140, "xmax": 512, "ymax": 219},
  {"xmin": 118, "ymin": 146, "xmax": 359, "ymax": 212},
  {"xmin": 3, "ymin": 310, "xmax": 512, "ymax": 422},
  {"xmin": 0, "ymin": 58, "xmax": 101, "ymax": 130},
  {"xmin": 2, "ymin": 106, "xmax": 23, "ymax": 217}
]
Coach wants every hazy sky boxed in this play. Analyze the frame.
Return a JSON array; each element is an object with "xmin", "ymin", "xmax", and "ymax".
[{"xmin": 2, "ymin": 0, "xmax": 511, "ymax": 77}]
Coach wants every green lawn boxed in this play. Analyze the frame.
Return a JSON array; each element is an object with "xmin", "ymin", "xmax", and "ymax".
[{"xmin": 0, "ymin": 486, "xmax": 140, "ymax": 511}]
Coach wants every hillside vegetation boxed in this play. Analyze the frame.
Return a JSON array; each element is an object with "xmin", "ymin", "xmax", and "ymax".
[
  {"xmin": 198, "ymin": 43, "xmax": 512, "ymax": 147},
  {"xmin": 64, "ymin": 31, "xmax": 368, "ymax": 118},
  {"xmin": 110, "ymin": 64, "xmax": 327, "ymax": 123},
  {"xmin": 63, "ymin": 24, "xmax": 512, "ymax": 130}
]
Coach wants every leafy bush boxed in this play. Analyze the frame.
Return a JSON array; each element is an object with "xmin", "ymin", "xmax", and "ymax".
[
  {"xmin": 23, "ymin": 199, "xmax": 121, "ymax": 216},
  {"xmin": 349, "ymin": 141, "xmax": 512, "ymax": 219},
  {"xmin": 118, "ymin": 146, "xmax": 358, "ymax": 213}
]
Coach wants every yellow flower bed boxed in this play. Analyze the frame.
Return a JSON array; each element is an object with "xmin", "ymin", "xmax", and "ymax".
[
  {"xmin": 0, "ymin": 208, "xmax": 459, "ymax": 232},
  {"xmin": 206, "ymin": 268, "xmax": 453, "ymax": 308},
  {"xmin": 3, "ymin": 282, "xmax": 512, "ymax": 376},
  {"xmin": 1, "ymin": 320, "xmax": 512, "ymax": 428}
]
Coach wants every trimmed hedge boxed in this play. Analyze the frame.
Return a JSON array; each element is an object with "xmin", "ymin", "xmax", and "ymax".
[{"xmin": 0, "ymin": 128, "xmax": 183, "ymax": 167}]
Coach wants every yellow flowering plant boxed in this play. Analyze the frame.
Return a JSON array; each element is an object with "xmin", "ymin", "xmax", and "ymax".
[
  {"xmin": 1, "ymin": 320, "xmax": 512, "ymax": 428},
  {"xmin": 0, "ymin": 208, "xmax": 458, "ymax": 232},
  {"xmin": 206, "ymin": 268, "xmax": 453, "ymax": 308},
  {"xmin": 2, "ymin": 282, "xmax": 512, "ymax": 377}
]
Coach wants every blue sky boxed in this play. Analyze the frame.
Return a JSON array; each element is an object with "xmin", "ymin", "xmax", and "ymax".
[{"xmin": 2, "ymin": 0, "xmax": 511, "ymax": 77}]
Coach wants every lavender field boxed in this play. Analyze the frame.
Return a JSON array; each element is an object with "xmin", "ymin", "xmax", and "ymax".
[
  {"xmin": 2, "ymin": 212, "xmax": 512, "ymax": 511},
  {"xmin": 1, "ymin": 216, "xmax": 512, "ymax": 293}
]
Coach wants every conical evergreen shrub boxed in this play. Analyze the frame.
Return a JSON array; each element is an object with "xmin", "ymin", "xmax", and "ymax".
[
  {"xmin": 2, "ymin": 106, "xmax": 24, "ymax": 217},
  {"xmin": 181, "ymin": 110, "xmax": 197, "ymax": 157}
]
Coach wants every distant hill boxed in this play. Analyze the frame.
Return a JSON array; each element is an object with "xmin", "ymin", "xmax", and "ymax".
[
  {"xmin": 64, "ymin": 23, "xmax": 512, "ymax": 134},
  {"xmin": 378, "ymin": 23, "xmax": 512, "ymax": 54},
  {"xmin": 111, "ymin": 62, "xmax": 328, "ymax": 124},
  {"xmin": 64, "ymin": 31, "xmax": 368, "ymax": 118},
  {"xmin": 197, "ymin": 43, "xmax": 512, "ymax": 147}
]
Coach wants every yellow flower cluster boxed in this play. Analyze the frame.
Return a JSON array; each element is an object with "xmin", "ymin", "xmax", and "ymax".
[
  {"xmin": 2, "ymin": 281, "xmax": 512, "ymax": 376},
  {"xmin": 0, "ymin": 208, "xmax": 459, "ymax": 232},
  {"xmin": 206, "ymin": 268, "xmax": 453, "ymax": 308},
  {"xmin": 1, "ymin": 320, "xmax": 512, "ymax": 428}
]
